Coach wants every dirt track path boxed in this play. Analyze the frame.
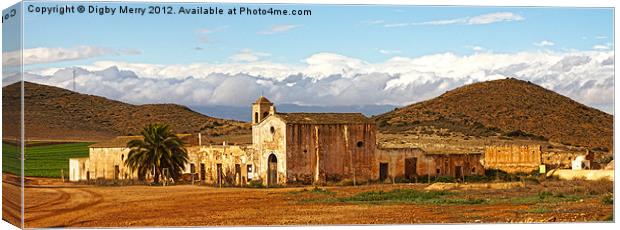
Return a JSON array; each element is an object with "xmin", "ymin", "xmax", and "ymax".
[{"xmin": 24, "ymin": 187, "xmax": 104, "ymax": 227}]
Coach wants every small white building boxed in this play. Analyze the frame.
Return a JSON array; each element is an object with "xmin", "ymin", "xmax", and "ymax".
[
  {"xmin": 571, "ymin": 155, "xmax": 590, "ymax": 170},
  {"xmin": 68, "ymin": 157, "xmax": 89, "ymax": 181}
]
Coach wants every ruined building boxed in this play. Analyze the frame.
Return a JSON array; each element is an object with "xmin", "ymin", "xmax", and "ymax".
[
  {"xmin": 251, "ymin": 96, "xmax": 377, "ymax": 185},
  {"xmin": 483, "ymin": 145, "xmax": 542, "ymax": 173},
  {"xmin": 482, "ymin": 144, "xmax": 602, "ymax": 174},
  {"xmin": 70, "ymin": 96, "xmax": 484, "ymax": 186},
  {"xmin": 376, "ymin": 148, "xmax": 483, "ymax": 181}
]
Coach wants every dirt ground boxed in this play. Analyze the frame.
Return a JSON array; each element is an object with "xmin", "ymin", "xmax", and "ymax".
[{"xmin": 5, "ymin": 178, "xmax": 613, "ymax": 228}]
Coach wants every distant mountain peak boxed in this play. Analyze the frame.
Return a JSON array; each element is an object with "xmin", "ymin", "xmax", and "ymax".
[
  {"xmin": 2, "ymin": 81, "xmax": 250, "ymax": 141},
  {"xmin": 375, "ymin": 78, "xmax": 613, "ymax": 149}
]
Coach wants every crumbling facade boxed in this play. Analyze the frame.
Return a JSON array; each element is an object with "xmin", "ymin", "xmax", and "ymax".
[
  {"xmin": 71, "ymin": 96, "xmax": 513, "ymax": 186},
  {"xmin": 483, "ymin": 145, "xmax": 542, "ymax": 173},
  {"xmin": 69, "ymin": 136, "xmax": 142, "ymax": 181},
  {"xmin": 69, "ymin": 134, "xmax": 258, "ymax": 185},
  {"xmin": 69, "ymin": 97, "xmax": 378, "ymax": 186},
  {"xmin": 376, "ymin": 148, "xmax": 484, "ymax": 182},
  {"xmin": 251, "ymin": 96, "xmax": 376, "ymax": 185},
  {"xmin": 483, "ymin": 144, "xmax": 598, "ymax": 173},
  {"xmin": 183, "ymin": 145, "xmax": 257, "ymax": 185},
  {"xmin": 542, "ymin": 149, "xmax": 594, "ymax": 170}
]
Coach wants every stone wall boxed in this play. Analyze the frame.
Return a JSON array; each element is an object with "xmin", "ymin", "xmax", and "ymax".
[
  {"xmin": 376, "ymin": 148, "xmax": 484, "ymax": 181},
  {"xmin": 285, "ymin": 123, "xmax": 376, "ymax": 184},
  {"xmin": 424, "ymin": 153, "xmax": 485, "ymax": 178},
  {"xmin": 375, "ymin": 147, "xmax": 424, "ymax": 181},
  {"xmin": 73, "ymin": 144, "xmax": 257, "ymax": 184},
  {"xmin": 541, "ymin": 149, "xmax": 591, "ymax": 170},
  {"xmin": 483, "ymin": 145, "xmax": 541, "ymax": 173},
  {"xmin": 88, "ymin": 147, "xmax": 135, "ymax": 180},
  {"xmin": 184, "ymin": 145, "xmax": 257, "ymax": 185},
  {"xmin": 547, "ymin": 169, "xmax": 614, "ymax": 181}
]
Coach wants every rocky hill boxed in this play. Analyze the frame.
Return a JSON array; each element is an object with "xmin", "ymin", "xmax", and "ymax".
[
  {"xmin": 2, "ymin": 81, "xmax": 250, "ymax": 141},
  {"xmin": 374, "ymin": 78, "xmax": 613, "ymax": 150}
]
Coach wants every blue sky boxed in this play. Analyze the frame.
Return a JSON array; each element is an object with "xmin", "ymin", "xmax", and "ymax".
[
  {"xmin": 20, "ymin": 3, "xmax": 613, "ymax": 67},
  {"xmin": 2, "ymin": 2, "xmax": 614, "ymax": 114}
]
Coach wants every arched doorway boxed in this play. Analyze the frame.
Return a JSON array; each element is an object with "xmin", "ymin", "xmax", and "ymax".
[{"xmin": 268, "ymin": 154, "xmax": 278, "ymax": 186}]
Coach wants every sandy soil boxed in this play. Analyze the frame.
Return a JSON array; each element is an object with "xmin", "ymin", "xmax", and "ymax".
[
  {"xmin": 2, "ymin": 180, "xmax": 22, "ymax": 228},
  {"xmin": 12, "ymin": 180, "xmax": 613, "ymax": 228}
]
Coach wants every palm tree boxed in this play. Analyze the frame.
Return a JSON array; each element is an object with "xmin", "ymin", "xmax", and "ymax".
[{"xmin": 125, "ymin": 124, "xmax": 189, "ymax": 184}]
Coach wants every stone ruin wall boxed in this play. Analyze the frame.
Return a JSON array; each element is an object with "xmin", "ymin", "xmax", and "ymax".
[
  {"xmin": 541, "ymin": 150, "xmax": 586, "ymax": 170},
  {"xmin": 484, "ymin": 144, "xmax": 598, "ymax": 173},
  {"xmin": 483, "ymin": 145, "xmax": 542, "ymax": 173},
  {"xmin": 88, "ymin": 147, "xmax": 137, "ymax": 180},
  {"xmin": 376, "ymin": 148, "xmax": 484, "ymax": 181},
  {"xmin": 184, "ymin": 145, "xmax": 257, "ymax": 185},
  {"xmin": 285, "ymin": 123, "xmax": 376, "ymax": 184}
]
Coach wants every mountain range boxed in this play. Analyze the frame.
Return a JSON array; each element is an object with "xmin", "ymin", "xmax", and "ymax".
[{"xmin": 2, "ymin": 79, "xmax": 613, "ymax": 150}]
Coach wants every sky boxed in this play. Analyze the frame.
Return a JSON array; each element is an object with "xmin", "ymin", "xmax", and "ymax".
[{"xmin": 2, "ymin": 2, "xmax": 615, "ymax": 114}]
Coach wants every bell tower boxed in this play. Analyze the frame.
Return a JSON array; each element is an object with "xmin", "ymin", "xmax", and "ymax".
[{"xmin": 252, "ymin": 96, "xmax": 275, "ymax": 125}]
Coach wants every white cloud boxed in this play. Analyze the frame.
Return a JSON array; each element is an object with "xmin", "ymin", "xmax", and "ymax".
[
  {"xmin": 595, "ymin": 35, "xmax": 607, "ymax": 39},
  {"xmin": 402, "ymin": 12, "xmax": 524, "ymax": 27},
  {"xmin": 465, "ymin": 46, "xmax": 486, "ymax": 52},
  {"xmin": 377, "ymin": 49, "xmax": 402, "ymax": 55},
  {"xmin": 363, "ymin": 19, "xmax": 385, "ymax": 25},
  {"xmin": 593, "ymin": 45, "xmax": 610, "ymax": 50},
  {"xmin": 3, "ymin": 46, "xmax": 139, "ymax": 66},
  {"xmin": 229, "ymin": 49, "xmax": 271, "ymax": 62},
  {"xmin": 533, "ymin": 40, "xmax": 555, "ymax": 47},
  {"xmin": 466, "ymin": 12, "xmax": 524, "ymax": 25},
  {"xmin": 258, "ymin": 24, "xmax": 301, "ymax": 35},
  {"xmin": 25, "ymin": 50, "xmax": 614, "ymax": 114},
  {"xmin": 384, "ymin": 23, "xmax": 410, "ymax": 28}
]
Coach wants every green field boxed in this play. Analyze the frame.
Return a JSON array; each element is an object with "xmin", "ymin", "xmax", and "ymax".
[
  {"xmin": 2, "ymin": 143, "xmax": 21, "ymax": 176},
  {"xmin": 2, "ymin": 142, "xmax": 93, "ymax": 178}
]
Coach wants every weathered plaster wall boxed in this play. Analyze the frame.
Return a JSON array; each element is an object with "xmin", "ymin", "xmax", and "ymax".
[
  {"xmin": 75, "ymin": 144, "xmax": 257, "ymax": 184},
  {"xmin": 286, "ymin": 123, "xmax": 376, "ymax": 184},
  {"xmin": 88, "ymin": 147, "xmax": 135, "ymax": 180},
  {"xmin": 69, "ymin": 157, "xmax": 89, "ymax": 181},
  {"xmin": 484, "ymin": 145, "xmax": 541, "ymax": 173},
  {"xmin": 252, "ymin": 116, "xmax": 287, "ymax": 185},
  {"xmin": 424, "ymin": 153, "xmax": 485, "ymax": 178},
  {"xmin": 375, "ymin": 148, "xmax": 424, "ymax": 181},
  {"xmin": 376, "ymin": 148, "xmax": 483, "ymax": 181},
  {"xmin": 184, "ymin": 145, "xmax": 257, "ymax": 185}
]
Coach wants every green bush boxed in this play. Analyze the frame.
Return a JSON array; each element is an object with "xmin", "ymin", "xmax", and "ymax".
[
  {"xmin": 602, "ymin": 194, "xmax": 613, "ymax": 205},
  {"xmin": 317, "ymin": 189, "xmax": 488, "ymax": 205},
  {"xmin": 538, "ymin": 191, "xmax": 553, "ymax": 200},
  {"xmin": 434, "ymin": 176, "xmax": 455, "ymax": 183},
  {"xmin": 341, "ymin": 189, "xmax": 451, "ymax": 203},
  {"xmin": 247, "ymin": 180, "xmax": 265, "ymax": 188},
  {"xmin": 464, "ymin": 175, "xmax": 490, "ymax": 182},
  {"xmin": 394, "ymin": 177, "xmax": 412, "ymax": 183}
]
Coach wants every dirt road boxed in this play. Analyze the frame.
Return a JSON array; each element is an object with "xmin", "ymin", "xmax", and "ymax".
[{"xmin": 14, "ymin": 181, "xmax": 613, "ymax": 228}]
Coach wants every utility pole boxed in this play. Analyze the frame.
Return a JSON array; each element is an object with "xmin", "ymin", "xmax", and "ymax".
[{"xmin": 72, "ymin": 67, "xmax": 76, "ymax": 92}]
